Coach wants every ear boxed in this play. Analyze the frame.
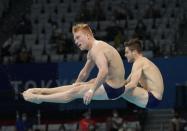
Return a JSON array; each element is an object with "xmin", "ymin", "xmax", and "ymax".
[
  {"xmin": 86, "ymin": 33, "xmax": 90, "ymax": 39},
  {"xmin": 132, "ymin": 50, "xmax": 136, "ymax": 55}
]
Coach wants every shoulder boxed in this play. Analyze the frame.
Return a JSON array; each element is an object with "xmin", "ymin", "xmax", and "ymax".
[
  {"xmin": 132, "ymin": 57, "xmax": 145, "ymax": 69},
  {"xmin": 92, "ymin": 41, "xmax": 105, "ymax": 53},
  {"xmin": 136, "ymin": 57, "xmax": 154, "ymax": 70},
  {"xmin": 137, "ymin": 57, "xmax": 148, "ymax": 65},
  {"xmin": 141, "ymin": 57, "xmax": 153, "ymax": 67}
]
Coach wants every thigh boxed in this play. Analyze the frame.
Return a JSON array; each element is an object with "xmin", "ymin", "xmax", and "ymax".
[
  {"xmin": 75, "ymin": 83, "xmax": 108, "ymax": 100},
  {"xmin": 56, "ymin": 82, "xmax": 89, "ymax": 94},
  {"xmin": 92, "ymin": 85, "xmax": 108, "ymax": 100},
  {"xmin": 47, "ymin": 85, "xmax": 75, "ymax": 94},
  {"xmin": 122, "ymin": 87, "xmax": 149, "ymax": 108}
]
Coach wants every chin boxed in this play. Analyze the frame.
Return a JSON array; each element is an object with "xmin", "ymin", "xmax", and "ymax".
[
  {"xmin": 80, "ymin": 48, "xmax": 85, "ymax": 51},
  {"xmin": 128, "ymin": 59, "xmax": 133, "ymax": 63}
]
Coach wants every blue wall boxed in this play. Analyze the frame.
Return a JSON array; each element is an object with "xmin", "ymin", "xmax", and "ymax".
[
  {"xmin": 152, "ymin": 56, "xmax": 187, "ymax": 108},
  {"xmin": 0, "ymin": 56, "xmax": 187, "ymax": 110}
]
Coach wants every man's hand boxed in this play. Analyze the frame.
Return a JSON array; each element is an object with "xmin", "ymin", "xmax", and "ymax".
[
  {"xmin": 83, "ymin": 89, "xmax": 94, "ymax": 105},
  {"xmin": 22, "ymin": 90, "xmax": 42, "ymax": 104}
]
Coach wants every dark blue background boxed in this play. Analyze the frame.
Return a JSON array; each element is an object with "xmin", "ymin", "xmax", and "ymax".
[{"xmin": 0, "ymin": 56, "xmax": 186, "ymax": 110}]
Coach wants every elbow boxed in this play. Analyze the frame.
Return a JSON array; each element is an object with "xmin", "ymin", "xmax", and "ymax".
[
  {"xmin": 80, "ymin": 70, "xmax": 88, "ymax": 79},
  {"xmin": 82, "ymin": 72, "xmax": 87, "ymax": 78}
]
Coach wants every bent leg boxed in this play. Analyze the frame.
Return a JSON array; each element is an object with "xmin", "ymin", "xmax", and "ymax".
[
  {"xmin": 37, "ymin": 84, "xmax": 88, "ymax": 103},
  {"xmin": 34, "ymin": 82, "xmax": 92, "ymax": 95},
  {"xmin": 24, "ymin": 84, "xmax": 85, "ymax": 103},
  {"xmin": 24, "ymin": 83, "xmax": 109, "ymax": 104},
  {"xmin": 122, "ymin": 87, "xmax": 149, "ymax": 108},
  {"xmin": 27, "ymin": 84, "xmax": 76, "ymax": 95},
  {"xmin": 42, "ymin": 85, "xmax": 75, "ymax": 94},
  {"xmin": 41, "ymin": 83, "xmax": 109, "ymax": 103},
  {"xmin": 38, "ymin": 80, "xmax": 95, "ymax": 95}
]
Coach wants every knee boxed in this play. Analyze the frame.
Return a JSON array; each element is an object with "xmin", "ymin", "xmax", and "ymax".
[
  {"xmin": 62, "ymin": 88, "xmax": 78, "ymax": 101},
  {"xmin": 75, "ymin": 85, "xmax": 88, "ymax": 97},
  {"xmin": 70, "ymin": 86, "xmax": 83, "ymax": 97},
  {"xmin": 70, "ymin": 87, "xmax": 79, "ymax": 94}
]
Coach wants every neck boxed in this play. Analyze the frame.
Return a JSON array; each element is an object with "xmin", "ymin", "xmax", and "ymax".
[
  {"xmin": 88, "ymin": 38, "xmax": 96, "ymax": 50},
  {"xmin": 134, "ymin": 53, "xmax": 143, "ymax": 61}
]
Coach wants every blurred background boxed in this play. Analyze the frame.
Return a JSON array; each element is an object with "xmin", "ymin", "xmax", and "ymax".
[{"xmin": 0, "ymin": 0, "xmax": 187, "ymax": 130}]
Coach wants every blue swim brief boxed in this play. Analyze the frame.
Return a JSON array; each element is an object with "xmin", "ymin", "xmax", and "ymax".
[
  {"xmin": 146, "ymin": 92, "xmax": 161, "ymax": 108},
  {"xmin": 103, "ymin": 82, "xmax": 125, "ymax": 99}
]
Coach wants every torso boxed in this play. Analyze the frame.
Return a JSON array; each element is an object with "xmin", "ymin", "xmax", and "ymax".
[
  {"xmin": 135, "ymin": 57, "xmax": 164, "ymax": 99},
  {"xmin": 88, "ymin": 40, "xmax": 125, "ymax": 88}
]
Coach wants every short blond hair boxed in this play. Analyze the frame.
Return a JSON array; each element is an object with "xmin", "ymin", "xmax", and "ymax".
[{"xmin": 72, "ymin": 23, "xmax": 93, "ymax": 36}]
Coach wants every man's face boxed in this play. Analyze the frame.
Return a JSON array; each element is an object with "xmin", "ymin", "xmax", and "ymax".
[
  {"xmin": 124, "ymin": 47, "xmax": 135, "ymax": 63},
  {"xmin": 73, "ymin": 30, "xmax": 88, "ymax": 51}
]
